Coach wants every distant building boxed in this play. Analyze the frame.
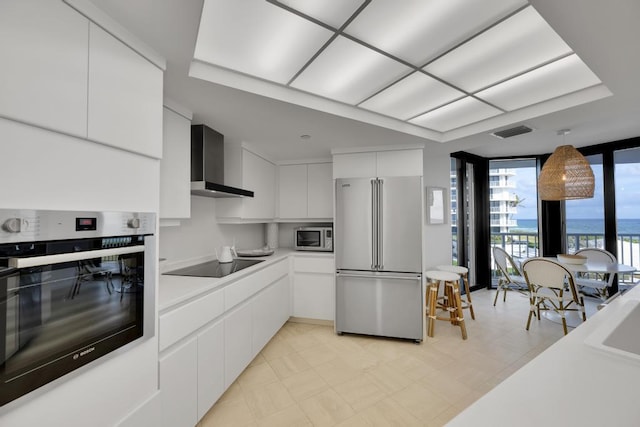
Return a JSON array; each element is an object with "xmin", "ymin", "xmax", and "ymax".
[
  {"xmin": 450, "ymin": 166, "xmax": 518, "ymax": 233},
  {"xmin": 489, "ymin": 168, "xmax": 518, "ymax": 232}
]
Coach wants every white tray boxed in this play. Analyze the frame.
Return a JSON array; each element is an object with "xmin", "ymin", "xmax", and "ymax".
[{"xmin": 235, "ymin": 248, "xmax": 275, "ymax": 257}]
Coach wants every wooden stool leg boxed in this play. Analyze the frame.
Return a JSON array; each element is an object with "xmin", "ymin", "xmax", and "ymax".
[
  {"xmin": 462, "ymin": 273, "xmax": 475, "ymax": 320},
  {"xmin": 427, "ymin": 281, "xmax": 438, "ymax": 338},
  {"xmin": 451, "ymin": 282, "xmax": 467, "ymax": 340},
  {"xmin": 445, "ymin": 282, "xmax": 456, "ymax": 324}
]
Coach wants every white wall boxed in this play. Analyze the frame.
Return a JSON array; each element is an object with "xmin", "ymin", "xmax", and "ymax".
[
  {"xmin": 422, "ymin": 147, "xmax": 454, "ymax": 271},
  {"xmin": 159, "ymin": 197, "xmax": 265, "ymax": 270},
  {"xmin": 0, "ymin": 118, "xmax": 161, "ymax": 426}
]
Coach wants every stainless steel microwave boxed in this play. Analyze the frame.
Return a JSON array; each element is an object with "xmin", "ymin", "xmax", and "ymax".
[{"xmin": 294, "ymin": 227, "xmax": 333, "ymax": 252}]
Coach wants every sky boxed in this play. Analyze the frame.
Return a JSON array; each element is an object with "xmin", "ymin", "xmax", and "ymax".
[{"xmin": 506, "ymin": 161, "xmax": 640, "ymax": 220}]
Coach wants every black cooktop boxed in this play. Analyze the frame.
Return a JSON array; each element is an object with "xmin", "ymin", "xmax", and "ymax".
[{"xmin": 164, "ymin": 259, "xmax": 264, "ymax": 278}]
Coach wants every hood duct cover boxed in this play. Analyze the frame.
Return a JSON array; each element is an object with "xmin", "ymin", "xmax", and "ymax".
[{"xmin": 191, "ymin": 125, "xmax": 254, "ymax": 198}]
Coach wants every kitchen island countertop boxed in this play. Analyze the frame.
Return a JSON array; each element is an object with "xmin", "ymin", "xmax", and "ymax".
[{"xmin": 448, "ymin": 283, "xmax": 640, "ymax": 426}]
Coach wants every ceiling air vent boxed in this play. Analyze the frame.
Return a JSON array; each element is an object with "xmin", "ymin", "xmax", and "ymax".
[{"xmin": 491, "ymin": 125, "xmax": 534, "ymax": 139}]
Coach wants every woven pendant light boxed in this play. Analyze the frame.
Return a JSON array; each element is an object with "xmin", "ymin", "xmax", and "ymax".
[{"xmin": 538, "ymin": 130, "xmax": 595, "ymax": 200}]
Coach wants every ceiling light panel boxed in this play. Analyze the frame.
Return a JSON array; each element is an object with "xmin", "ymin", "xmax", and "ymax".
[
  {"xmin": 276, "ymin": 0, "xmax": 363, "ymax": 29},
  {"xmin": 359, "ymin": 72, "xmax": 464, "ymax": 120},
  {"xmin": 290, "ymin": 36, "xmax": 412, "ymax": 105},
  {"xmin": 344, "ymin": 0, "xmax": 527, "ymax": 66},
  {"xmin": 194, "ymin": 0, "xmax": 334, "ymax": 84},
  {"xmin": 424, "ymin": 6, "xmax": 573, "ymax": 92},
  {"xmin": 476, "ymin": 54, "xmax": 602, "ymax": 111},
  {"xmin": 409, "ymin": 97, "xmax": 502, "ymax": 132}
]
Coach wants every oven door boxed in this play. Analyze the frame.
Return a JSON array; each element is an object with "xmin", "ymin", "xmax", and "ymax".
[{"xmin": 0, "ymin": 240, "xmax": 151, "ymax": 406}]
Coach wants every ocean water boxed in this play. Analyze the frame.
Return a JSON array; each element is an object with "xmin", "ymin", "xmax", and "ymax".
[{"xmin": 515, "ymin": 218, "xmax": 640, "ymax": 234}]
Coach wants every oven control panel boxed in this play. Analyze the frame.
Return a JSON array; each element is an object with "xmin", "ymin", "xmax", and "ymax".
[{"xmin": 0, "ymin": 209, "xmax": 155, "ymax": 243}]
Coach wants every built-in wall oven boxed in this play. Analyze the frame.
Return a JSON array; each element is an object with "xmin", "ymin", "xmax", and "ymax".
[{"xmin": 0, "ymin": 209, "xmax": 155, "ymax": 407}]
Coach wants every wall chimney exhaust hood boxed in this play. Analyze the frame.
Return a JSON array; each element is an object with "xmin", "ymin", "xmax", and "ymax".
[{"xmin": 191, "ymin": 124, "xmax": 254, "ymax": 198}]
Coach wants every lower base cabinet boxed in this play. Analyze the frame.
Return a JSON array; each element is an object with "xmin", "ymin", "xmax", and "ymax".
[
  {"xmin": 292, "ymin": 256, "xmax": 335, "ymax": 321},
  {"xmin": 159, "ymin": 338, "xmax": 198, "ymax": 427},
  {"xmin": 159, "ymin": 319, "xmax": 224, "ymax": 427},
  {"xmin": 197, "ymin": 320, "xmax": 224, "ymax": 420},
  {"xmin": 159, "ymin": 259, "xmax": 291, "ymax": 426},
  {"xmin": 224, "ymin": 300, "xmax": 253, "ymax": 389},
  {"xmin": 253, "ymin": 276, "xmax": 290, "ymax": 351}
]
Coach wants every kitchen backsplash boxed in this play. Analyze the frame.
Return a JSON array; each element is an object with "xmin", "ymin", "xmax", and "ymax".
[{"xmin": 159, "ymin": 196, "xmax": 265, "ymax": 264}]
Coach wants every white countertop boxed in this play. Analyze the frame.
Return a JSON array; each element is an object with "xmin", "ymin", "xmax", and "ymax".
[
  {"xmin": 448, "ymin": 284, "xmax": 640, "ymax": 426},
  {"xmin": 159, "ymin": 249, "xmax": 334, "ymax": 312}
]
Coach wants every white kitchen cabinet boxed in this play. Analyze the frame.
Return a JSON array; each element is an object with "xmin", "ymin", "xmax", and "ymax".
[
  {"xmin": 0, "ymin": 0, "xmax": 88, "ymax": 137},
  {"xmin": 88, "ymin": 23, "xmax": 163, "ymax": 159},
  {"xmin": 279, "ymin": 164, "xmax": 308, "ymax": 218},
  {"xmin": 252, "ymin": 275, "xmax": 290, "ymax": 352},
  {"xmin": 197, "ymin": 320, "xmax": 224, "ymax": 419},
  {"xmin": 278, "ymin": 162, "xmax": 333, "ymax": 220},
  {"xmin": 224, "ymin": 299, "xmax": 253, "ymax": 389},
  {"xmin": 292, "ymin": 256, "xmax": 335, "ymax": 321},
  {"xmin": 159, "ymin": 337, "xmax": 198, "ymax": 427},
  {"xmin": 307, "ymin": 163, "xmax": 333, "ymax": 218},
  {"xmin": 216, "ymin": 146, "xmax": 277, "ymax": 222},
  {"xmin": 160, "ymin": 105, "xmax": 192, "ymax": 220},
  {"xmin": 333, "ymin": 149, "xmax": 423, "ymax": 178},
  {"xmin": 243, "ymin": 149, "xmax": 277, "ymax": 219}
]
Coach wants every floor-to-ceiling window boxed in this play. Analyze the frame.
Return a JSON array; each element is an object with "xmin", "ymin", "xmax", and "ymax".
[
  {"xmin": 451, "ymin": 152, "xmax": 490, "ymax": 289},
  {"xmin": 614, "ymin": 147, "xmax": 640, "ymax": 285},
  {"xmin": 488, "ymin": 159, "xmax": 539, "ymax": 286},
  {"xmin": 565, "ymin": 154, "xmax": 604, "ymax": 253}
]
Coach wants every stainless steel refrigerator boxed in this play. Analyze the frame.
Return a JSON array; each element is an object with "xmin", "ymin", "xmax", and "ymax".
[{"xmin": 335, "ymin": 176, "xmax": 423, "ymax": 342}]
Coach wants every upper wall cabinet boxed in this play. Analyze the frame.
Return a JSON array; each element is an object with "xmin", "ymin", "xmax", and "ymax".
[
  {"xmin": 88, "ymin": 23, "xmax": 163, "ymax": 158},
  {"xmin": 160, "ymin": 105, "xmax": 192, "ymax": 221},
  {"xmin": 333, "ymin": 149, "xmax": 423, "ymax": 179},
  {"xmin": 0, "ymin": 0, "xmax": 89, "ymax": 137},
  {"xmin": 0, "ymin": 0, "xmax": 165, "ymax": 159},
  {"xmin": 216, "ymin": 145, "xmax": 276, "ymax": 222},
  {"xmin": 278, "ymin": 162, "xmax": 333, "ymax": 220}
]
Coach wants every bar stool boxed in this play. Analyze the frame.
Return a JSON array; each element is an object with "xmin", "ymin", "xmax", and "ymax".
[
  {"xmin": 437, "ymin": 265, "xmax": 475, "ymax": 320},
  {"xmin": 425, "ymin": 270, "xmax": 467, "ymax": 340}
]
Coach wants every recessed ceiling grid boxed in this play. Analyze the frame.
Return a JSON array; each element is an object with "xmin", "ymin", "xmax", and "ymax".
[
  {"xmin": 193, "ymin": 0, "xmax": 605, "ymax": 134},
  {"xmin": 268, "ymin": 0, "xmax": 510, "ymax": 112}
]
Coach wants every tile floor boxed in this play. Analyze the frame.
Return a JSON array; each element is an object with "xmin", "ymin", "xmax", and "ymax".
[{"xmin": 198, "ymin": 289, "xmax": 596, "ymax": 426}]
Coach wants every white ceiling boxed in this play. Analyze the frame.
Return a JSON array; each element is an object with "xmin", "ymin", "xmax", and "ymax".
[{"xmin": 92, "ymin": 0, "xmax": 640, "ymax": 161}]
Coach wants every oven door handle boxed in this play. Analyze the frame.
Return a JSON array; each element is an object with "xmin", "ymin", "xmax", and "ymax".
[{"xmin": 8, "ymin": 245, "xmax": 145, "ymax": 268}]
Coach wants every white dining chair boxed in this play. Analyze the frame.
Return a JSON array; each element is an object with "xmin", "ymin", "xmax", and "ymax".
[
  {"xmin": 492, "ymin": 246, "xmax": 528, "ymax": 306},
  {"xmin": 522, "ymin": 257, "xmax": 586, "ymax": 335},
  {"xmin": 574, "ymin": 248, "xmax": 616, "ymax": 300}
]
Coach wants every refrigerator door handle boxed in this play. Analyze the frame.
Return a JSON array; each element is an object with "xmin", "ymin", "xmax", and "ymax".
[
  {"xmin": 371, "ymin": 178, "xmax": 377, "ymax": 270},
  {"xmin": 336, "ymin": 272, "xmax": 421, "ymax": 281},
  {"xmin": 377, "ymin": 178, "xmax": 383, "ymax": 270}
]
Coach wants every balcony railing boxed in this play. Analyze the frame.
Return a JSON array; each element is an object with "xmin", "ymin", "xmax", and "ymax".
[{"xmin": 488, "ymin": 232, "xmax": 640, "ymax": 286}]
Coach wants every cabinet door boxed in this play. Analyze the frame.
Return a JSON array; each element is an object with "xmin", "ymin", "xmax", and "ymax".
[
  {"xmin": 376, "ymin": 149, "xmax": 423, "ymax": 177},
  {"xmin": 279, "ymin": 164, "xmax": 308, "ymax": 218},
  {"xmin": 197, "ymin": 320, "xmax": 224, "ymax": 419},
  {"xmin": 160, "ymin": 107, "xmax": 191, "ymax": 219},
  {"xmin": 224, "ymin": 300, "xmax": 253, "ymax": 388},
  {"xmin": 293, "ymin": 273, "xmax": 335, "ymax": 321},
  {"xmin": 0, "ymin": 0, "xmax": 88, "ymax": 137},
  {"xmin": 159, "ymin": 337, "xmax": 198, "ymax": 427},
  {"xmin": 307, "ymin": 163, "xmax": 333, "ymax": 218},
  {"xmin": 252, "ymin": 275, "xmax": 290, "ymax": 353},
  {"xmin": 332, "ymin": 153, "xmax": 376, "ymax": 179},
  {"xmin": 88, "ymin": 23, "xmax": 163, "ymax": 158},
  {"xmin": 242, "ymin": 150, "xmax": 276, "ymax": 219}
]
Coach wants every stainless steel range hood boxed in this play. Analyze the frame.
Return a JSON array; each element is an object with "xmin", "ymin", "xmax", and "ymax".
[{"xmin": 191, "ymin": 125, "xmax": 254, "ymax": 198}]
